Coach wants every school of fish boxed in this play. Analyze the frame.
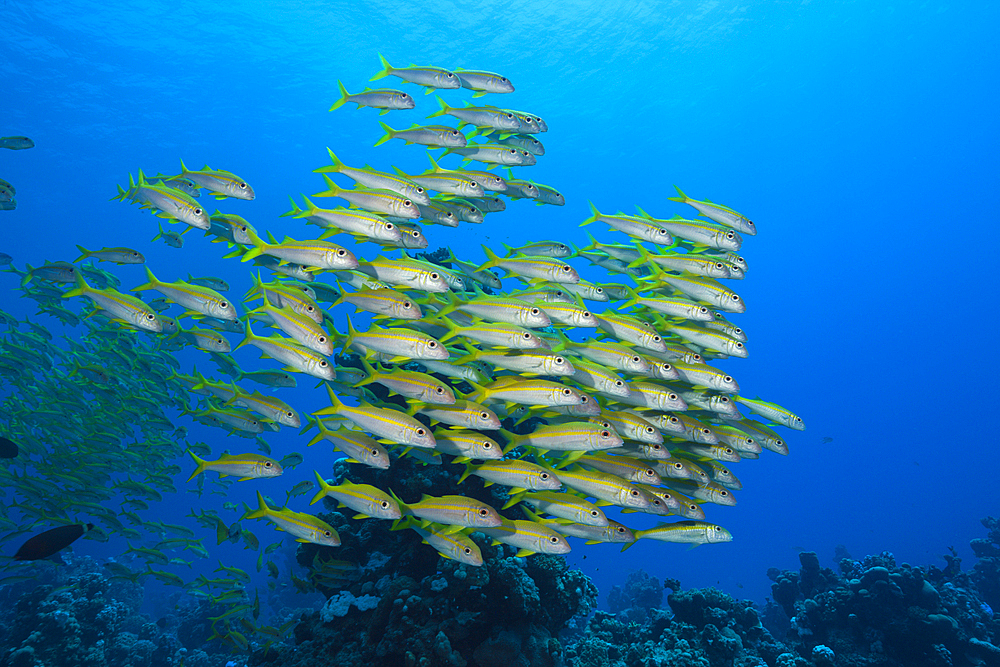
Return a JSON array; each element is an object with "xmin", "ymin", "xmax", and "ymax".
[{"xmin": 0, "ymin": 54, "xmax": 803, "ymax": 651}]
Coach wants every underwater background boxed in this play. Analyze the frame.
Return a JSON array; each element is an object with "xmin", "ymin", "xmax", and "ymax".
[{"xmin": 1, "ymin": 1, "xmax": 999, "ymax": 666}]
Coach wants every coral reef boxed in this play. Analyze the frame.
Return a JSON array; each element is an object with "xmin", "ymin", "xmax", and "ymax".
[
  {"xmin": 0, "ymin": 557, "xmax": 232, "ymax": 667},
  {"xmin": 759, "ymin": 519, "xmax": 1000, "ymax": 666}
]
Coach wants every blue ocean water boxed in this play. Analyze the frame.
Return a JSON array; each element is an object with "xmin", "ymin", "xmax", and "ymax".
[{"xmin": 2, "ymin": 0, "xmax": 998, "ymax": 648}]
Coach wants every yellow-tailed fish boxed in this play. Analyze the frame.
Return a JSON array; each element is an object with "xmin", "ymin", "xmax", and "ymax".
[
  {"xmin": 310, "ymin": 472, "xmax": 401, "ymax": 520},
  {"xmin": 395, "ymin": 517, "xmax": 482, "ymax": 566},
  {"xmin": 301, "ymin": 418, "xmax": 390, "ymax": 469},
  {"xmin": 245, "ymin": 491, "xmax": 340, "ymax": 546},
  {"xmin": 133, "ymin": 267, "xmax": 238, "ymax": 320},
  {"xmin": 313, "ymin": 148, "xmax": 430, "ymax": 204},
  {"xmin": 479, "ymin": 517, "xmax": 571, "ymax": 556},
  {"xmin": 431, "ymin": 430, "xmax": 502, "ymax": 462},
  {"xmin": 61, "ymin": 274, "xmax": 162, "ymax": 332},
  {"xmin": 355, "ymin": 359, "xmax": 456, "ymax": 404},
  {"xmin": 73, "ymin": 245, "xmax": 145, "ymax": 265},
  {"xmin": 113, "ymin": 170, "xmax": 210, "ymax": 230},
  {"xmin": 733, "ymin": 396, "xmax": 805, "ymax": 431},
  {"xmin": 329, "ymin": 80, "xmax": 415, "ymax": 113},
  {"xmin": 669, "ymin": 185, "xmax": 756, "ymax": 236},
  {"xmin": 628, "ymin": 521, "xmax": 733, "ymax": 549},
  {"xmin": 248, "ymin": 300, "xmax": 332, "ymax": 356},
  {"xmin": 396, "ymin": 493, "xmax": 502, "ymax": 529},
  {"xmin": 453, "ymin": 69, "xmax": 515, "ymax": 96},
  {"xmin": 234, "ymin": 321, "xmax": 335, "ymax": 380},
  {"xmin": 313, "ymin": 386, "xmax": 436, "ymax": 448},
  {"xmin": 186, "ymin": 451, "xmax": 282, "ymax": 482},
  {"xmin": 503, "ymin": 491, "xmax": 608, "ymax": 527},
  {"xmin": 457, "ymin": 459, "xmax": 560, "ymax": 493},
  {"xmin": 410, "ymin": 399, "xmax": 500, "ymax": 430},
  {"xmin": 313, "ymin": 175, "xmax": 420, "ymax": 219},
  {"xmin": 177, "ymin": 160, "xmax": 254, "ymax": 200}
]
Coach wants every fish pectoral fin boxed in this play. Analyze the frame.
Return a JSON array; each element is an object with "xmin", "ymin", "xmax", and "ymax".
[{"xmin": 514, "ymin": 549, "xmax": 535, "ymax": 558}]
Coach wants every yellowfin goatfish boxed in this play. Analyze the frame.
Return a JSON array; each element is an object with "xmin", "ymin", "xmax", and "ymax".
[
  {"xmin": 376, "ymin": 123, "xmax": 467, "ymax": 148},
  {"xmin": 73, "ymin": 245, "xmax": 145, "ymax": 264},
  {"xmin": 479, "ymin": 518, "xmax": 571, "ymax": 557},
  {"xmin": 371, "ymin": 55, "xmax": 460, "ymax": 92},
  {"xmin": 246, "ymin": 491, "xmax": 340, "ymax": 546},
  {"xmin": 395, "ymin": 518, "xmax": 482, "ymax": 566},
  {"xmin": 314, "ymin": 386, "xmax": 436, "ymax": 448},
  {"xmin": 186, "ymin": 451, "xmax": 282, "ymax": 482},
  {"xmin": 61, "ymin": 274, "xmax": 162, "ymax": 332},
  {"xmin": 0, "ymin": 136, "xmax": 34, "ymax": 150},
  {"xmin": 235, "ymin": 321, "xmax": 335, "ymax": 380},
  {"xmin": 627, "ymin": 521, "xmax": 733, "ymax": 549},
  {"xmin": 453, "ymin": 69, "xmax": 515, "ymax": 96},
  {"xmin": 133, "ymin": 267, "xmax": 238, "ymax": 320},
  {"xmin": 313, "ymin": 149, "xmax": 430, "ymax": 204},
  {"xmin": 733, "ymin": 396, "xmax": 805, "ymax": 430},
  {"xmin": 241, "ymin": 229, "xmax": 359, "ymax": 272},
  {"xmin": 113, "ymin": 171, "xmax": 210, "ymax": 230},
  {"xmin": 329, "ymin": 81, "xmax": 415, "ymax": 113},
  {"xmin": 310, "ymin": 472, "xmax": 401, "ymax": 520},
  {"xmin": 314, "ymin": 175, "xmax": 421, "ymax": 219},
  {"xmin": 669, "ymin": 185, "xmax": 756, "ymax": 236},
  {"xmin": 177, "ymin": 160, "xmax": 255, "ymax": 201}
]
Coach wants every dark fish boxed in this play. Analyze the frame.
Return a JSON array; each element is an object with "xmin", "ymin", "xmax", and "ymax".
[
  {"xmin": 13, "ymin": 523, "xmax": 94, "ymax": 560},
  {"xmin": 0, "ymin": 437, "xmax": 17, "ymax": 459}
]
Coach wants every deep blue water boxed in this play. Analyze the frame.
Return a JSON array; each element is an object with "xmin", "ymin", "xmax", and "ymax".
[{"xmin": 2, "ymin": 0, "xmax": 999, "ymax": 618}]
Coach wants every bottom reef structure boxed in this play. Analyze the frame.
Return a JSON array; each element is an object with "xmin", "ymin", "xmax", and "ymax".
[{"xmin": 1, "ymin": 516, "xmax": 999, "ymax": 667}]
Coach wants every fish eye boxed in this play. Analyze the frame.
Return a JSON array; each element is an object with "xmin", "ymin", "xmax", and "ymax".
[
  {"xmin": 264, "ymin": 461, "xmax": 272, "ymax": 467},
  {"xmin": 601, "ymin": 430, "xmax": 610, "ymax": 437},
  {"xmin": 370, "ymin": 448, "xmax": 380, "ymax": 456},
  {"xmin": 505, "ymin": 113, "xmax": 513, "ymax": 119},
  {"xmin": 464, "ymin": 547, "xmax": 472, "ymax": 555},
  {"xmin": 220, "ymin": 301, "xmax": 228, "ymax": 308},
  {"xmin": 720, "ymin": 396, "xmax": 729, "ymax": 403},
  {"xmin": 323, "ymin": 530, "xmax": 332, "ymax": 537},
  {"xmin": 630, "ymin": 490, "xmax": 639, "ymax": 496},
  {"xmin": 478, "ymin": 508, "xmax": 488, "ymax": 517},
  {"xmin": 415, "ymin": 187, "xmax": 425, "ymax": 193},
  {"xmin": 530, "ymin": 308, "xmax": 540, "ymax": 315},
  {"xmin": 403, "ymin": 301, "xmax": 412, "ymax": 308},
  {"xmin": 428, "ymin": 341, "xmax": 437, "ymax": 348},
  {"xmin": 583, "ymin": 311, "xmax": 591, "ymax": 317},
  {"xmin": 540, "ymin": 473, "xmax": 549, "ymax": 480},
  {"xmin": 720, "ymin": 490, "xmax": 729, "ymax": 496},
  {"xmin": 701, "ymin": 428, "xmax": 711, "ymax": 434},
  {"xmin": 385, "ymin": 223, "xmax": 395, "ymax": 230},
  {"xmin": 318, "ymin": 336, "xmax": 327, "ymax": 344},
  {"xmin": 508, "ymin": 149, "xmax": 516, "ymax": 154},
  {"xmin": 381, "ymin": 501, "xmax": 390, "ymax": 508},
  {"xmin": 631, "ymin": 356, "xmax": 641, "ymax": 363},
  {"xmin": 319, "ymin": 360, "xmax": 328, "ymax": 367},
  {"xmin": 239, "ymin": 183, "xmax": 247, "ymax": 188},
  {"xmin": 724, "ymin": 375, "xmax": 733, "ymax": 382},
  {"xmin": 435, "ymin": 387, "xmax": 444, "ymax": 394},
  {"xmin": 615, "ymin": 381, "xmax": 623, "ymax": 386},
  {"xmin": 658, "ymin": 229, "xmax": 668, "ymax": 235},
  {"xmin": 522, "ymin": 332, "xmax": 531, "ymax": 339},
  {"xmin": 404, "ymin": 200, "xmax": 412, "ymax": 206},
  {"xmin": 732, "ymin": 295, "xmax": 741, "ymax": 301},
  {"xmin": 716, "ymin": 263, "xmax": 725, "ymax": 269},
  {"xmin": 480, "ymin": 412, "xmax": 490, "ymax": 419},
  {"xmin": 307, "ymin": 305, "xmax": 315, "ymax": 312},
  {"xmin": 430, "ymin": 272, "xmax": 440, "ymax": 280},
  {"xmin": 416, "ymin": 428, "xmax": 426, "ymax": 436},
  {"xmin": 653, "ymin": 335, "xmax": 661, "ymax": 342},
  {"xmin": 670, "ymin": 416, "xmax": 679, "ymax": 423},
  {"xmin": 562, "ymin": 388, "xmax": 571, "ymax": 395},
  {"xmin": 146, "ymin": 313, "xmax": 155, "ymax": 320},
  {"xmin": 555, "ymin": 356, "xmax": 564, "ymax": 363},
  {"xmin": 483, "ymin": 441, "xmax": 492, "ymax": 449},
  {"xmin": 561, "ymin": 265, "xmax": 571, "ymax": 272},
  {"xmin": 195, "ymin": 208, "xmax": 203, "ymax": 215},
  {"xmin": 451, "ymin": 131, "xmax": 459, "ymax": 135},
  {"xmin": 673, "ymin": 463, "xmax": 683, "ymax": 469}
]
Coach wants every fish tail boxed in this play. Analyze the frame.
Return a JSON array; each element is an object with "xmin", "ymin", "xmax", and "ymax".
[
  {"xmin": 132, "ymin": 265, "xmax": 158, "ymax": 292},
  {"xmin": 186, "ymin": 450, "xmax": 208, "ymax": 482},
  {"xmin": 329, "ymin": 80, "xmax": 349, "ymax": 111},
  {"xmin": 312, "ymin": 174, "xmax": 342, "ymax": 199},
  {"xmin": 322, "ymin": 383, "xmax": 346, "ymax": 415},
  {"xmin": 620, "ymin": 285, "xmax": 642, "ymax": 308},
  {"xmin": 245, "ymin": 491, "xmax": 270, "ymax": 520},
  {"xmin": 667, "ymin": 184, "xmax": 689, "ymax": 203},
  {"xmin": 457, "ymin": 461, "xmax": 476, "ymax": 484},
  {"xmin": 73, "ymin": 244, "xmax": 92, "ymax": 263},
  {"xmin": 626, "ymin": 246, "xmax": 651, "ymax": 270},
  {"xmin": 476, "ymin": 244, "xmax": 502, "ymax": 271},
  {"xmin": 500, "ymin": 491, "xmax": 525, "ymax": 510},
  {"xmin": 308, "ymin": 470, "xmax": 332, "ymax": 505},
  {"xmin": 18, "ymin": 263, "xmax": 33, "ymax": 288},
  {"xmin": 61, "ymin": 271, "xmax": 91, "ymax": 299},
  {"xmin": 427, "ymin": 96, "xmax": 450, "ymax": 119},
  {"xmin": 240, "ymin": 227, "xmax": 268, "ymax": 263},
  {"xmin": 370, "ymin": 53, "xmax": 391, "ymax": 81},
  {"xmin": 234, "ymin": 319, "xmax": 258, "ymax": 352},
  {"xmin": 280, "ymin": 195, "xmax": 303, "ymax": 218},
  {"xmin": 111, "ymin": 182, "xmax": 128, "ymax": 202},
  {"xmin": 436, "ymin": 319, "xmax": 462, "ymax": 343},
  {"xmin": 341, "ymin": 314, "xmax": 357, "ymax": 356},
  {"xmin": 354, "ymin": 357, "xmax": 377, "ymax": 387},
  {"xmin": 312, "ymin": 147, "xmax": 346, "ymax": 175},
  {"xmin": 374, "ymin": 122, "xmax": 395, "ymax": 147},
  {"xmin": 580, "ymin": 201, "xmax": 601, "ymax": 226},
  {"xmin": 151, "ymin": 222, "xmax": 166, "ymax": 242}
]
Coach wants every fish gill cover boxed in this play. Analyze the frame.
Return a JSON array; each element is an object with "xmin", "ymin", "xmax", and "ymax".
[{"xmin": 0, "ymin": 54, "xmax": 804, "ymax": 661}]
